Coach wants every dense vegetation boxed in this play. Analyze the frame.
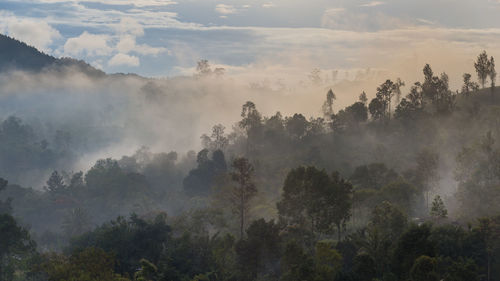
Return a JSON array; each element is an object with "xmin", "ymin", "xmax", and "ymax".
[{"xmin": 3, "ymin": 39, "xmax": 500, "ymax": 280}]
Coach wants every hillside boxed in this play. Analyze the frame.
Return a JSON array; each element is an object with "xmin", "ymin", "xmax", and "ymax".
[{"xmin": 0, "ymin": 34, "xmax": 105, "ymax": 77}]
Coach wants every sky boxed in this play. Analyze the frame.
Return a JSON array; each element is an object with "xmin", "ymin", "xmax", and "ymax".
[{"xmin": 1, "ymin": 0, "xmax": 500, "ymax": 88}]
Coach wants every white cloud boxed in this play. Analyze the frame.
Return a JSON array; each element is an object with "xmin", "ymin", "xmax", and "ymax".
[
  {"xmin": 0, "ymin": 11, "xmax": 61, "ymax": 53},
  {"xmin": 116, "ymin": 35, "xmax": 137, "ymax": 53},
  {"xmin": 108, "ymin": 53, "xmax": 140, "ymax": 66},
  {"xmin": 135, "ymin": 44, "xmax": 168, "ymax": 56},
  {"xmin": 64, "ymin": 31, "xmax": 113, "ymax": 56},
  {"xmin": 359, "ymin": 1, "xmax": 386, "ymax": 7},
  {"xmin": 262, "ymin": 3, "xmax": 275, "ymax": 8},
  {"xmin": 117, "ymin": 35, "xmax": 167, "ymax": 55},
  {"xmin": 115, "ymin": 18, "xmax": 144, "ymax": 36},
  {"xmin": 215, "ymin": 4, "xmax": 237, "ymax": 15}
]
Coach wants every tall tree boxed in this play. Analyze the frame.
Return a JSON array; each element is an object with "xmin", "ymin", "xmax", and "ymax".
[
  {"xmin": 230, "ymin": 157, "xmax": 257, "ymax": 239},
  {"xmin": 415, "ymin": 149, "xmax": 439, "ymax": 211},
  {"xmin": 489, "ymin": 56, "xmax": 496, "ymax": 99},
  {"xmin": 239, "ymin": 101, "xmax": 262, "ymax": 155},
  {"xmin": 376, "ymin": 79, "xmax": 396, "ymax": 119},
  {"xmin": 322, "ymin": 89, "xmax": 336, "ymax": 118},
  {"xmin": 475, "ymin": 51, "xmax": 490, "ymax": 89},
  {"xmin": 394, "ymin": 78, "xmax": 405, "ymax": 105}
]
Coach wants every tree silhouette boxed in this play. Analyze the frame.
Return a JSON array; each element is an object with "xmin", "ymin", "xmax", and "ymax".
[
  {"xmin": 475, "ymin": 51, "xmax": 490, "ymax": 89},
  {"xmin": 230, "ymin": 157, "xmax": 257, "ymax": 239}
]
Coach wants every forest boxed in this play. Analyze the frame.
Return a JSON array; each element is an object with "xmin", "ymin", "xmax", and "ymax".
[{"xmin": 3, "ymin": 41, "xmax": 500, "ymax": 281}]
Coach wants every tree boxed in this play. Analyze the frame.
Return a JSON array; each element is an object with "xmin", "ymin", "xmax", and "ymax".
[
  {"xmin": 489, "ymin": 56, "xmax": 496, "ymax": 98},
  {"xmin": 235, "ymin": 219, "xmax": 281, "ymax": 281},
  {"xmin": 39, "ymin": 247, "xmax": 129, "ymax": 281},
  {"xmin": 410, "ymin": 255, "xmax": 439, "ymax": 281},
  {"xmin": 393, "ymin": 224, "xmax": 435, "ymax": 279},
  {"xmin": 376, "ymin": 79, "xmax": 396, "ymax": 119},
  {"xmin": 322, "ymin": 172, "xmax": 353, "ymax": 241},
  {"xmin": 239, "ymin": 101, "xmax": 262, "ymax": 154},
  {"xmin": 455, "ymin": 132, "xmax": 500, "ymax": 219},
  {"xmin": 475, "ymin": 51, "xmax": 490, "ymax": 88},
  {"xmin": 44, "ymin": 170, "xmax": 66, "ymax": 194},
  {"xmin": 462, "ymin": 73, "xmax": 479, "ymax": 97},
  {"xmin": 277, "ymin": 166, "xmax": 329, "ymax": 235},
  {"xmin": 368, "ymin": 97, "xmax": 385, "ymax": 121},
  {"xmin": 0, "ymin": 213, "xmax": 35, "ymax": 280},
  {"xmin": 277, "ymin": 167, "xmax": 352, "ymax": 240},
  {"xmin": 183, "ymin": 149, "xmax": 227, "ymax": 197},
  {"xmin": 394, "ymin": 78, "xmax": 405, "ymax": 105},
  {"xmin": 359, "ymin": 202, "xmax": 408, "ymax": 276},
  {"xmin": 69, "ymin": 214, "xmax": 171, "ymax": 276},
  {"xmin": 201, "ymin": 124, "xmax": 229, "ymax": 151},
  {"xmin": 230, "ymin": 157, "xmax": 257, "ymax": 239},
  {"xmin": 395, "ymin": 82, "xmax": 424, "ymax": 120},
  {"xmin": 314, "ymin": 241, "xmax": 343, "ymax": 281},
  {"xmin": 281, "ymin": 241, "xmax": 315, "ymax": 281},
  {"xmin": 0, "ymin": 178, "xmax": 11, "ymax": 214},
  {"xmin": 286, "ymin": 114, "xmax": 309, "ymax": 139},
  {"xmin": 415, "ymin": 149, "xmax": 439, "ymax": 211},
  {"xmin": 331, "ymin": 102, "xmax": 368, "ymax": 131},
  {"xmin": 322, "ymin": 89, "xmax": 336, "ymax": 118},
  {"xmin": 61, "ymin": 208, "xmax": 92, "ymax": 238},
  {"xmin": 430, "ymin": 195, "xmax": 447, "ymax": 219},
  {"xmin": 135, "ymin": 259, "xmax": 158, "ymax": 281},
  {"xmin": 359, "ymin": 91, "xmax": 368, "ymax": 105}
]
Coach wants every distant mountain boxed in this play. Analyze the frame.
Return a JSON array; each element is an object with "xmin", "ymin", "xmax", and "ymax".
[{"xmin": 0, "ymin": 33, "xmax": 105, "ymax": 77}]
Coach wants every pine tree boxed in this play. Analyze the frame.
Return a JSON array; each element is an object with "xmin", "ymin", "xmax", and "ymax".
[{"xmin": 430, "ymin": 195, "xmax": 447, "ymax": 219}]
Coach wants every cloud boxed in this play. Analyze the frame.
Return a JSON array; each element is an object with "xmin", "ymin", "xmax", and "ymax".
[
  {"xmin": 116, "ymin": 35, "xmax": 137, "ymax": 54},
  {"xmin": 0, "ymin": 11, "xmax": 61, "ymax": 53},
  {"xmin": 116, "ymin": 35, "xmax": 167, "ymax": 56},
  {"xmin": 359, "ymin": 1, "xmax": 386, "ymax": 7},
  {"xmin": 321, "ymin": 8, "xmax": 406, "ymax": 31},
  {"xmin": 115, "ymin": 18, "xmax": 144, "ymax": 37},
  {"xmin": 262, "ymin": 3, "xmax": 275, "ymax": 8},
  {"xmin": 134, "ymin": 44, "xmax": 168, "ymax": 56},
  {"xmin": 108, "ymin": 53, "xmax": 140, "ymax": 66},
  {"xmin": 417, "ymin": 18, "xmax": 436, "ymax": 25},
  {"xmin": 215, "ymin": 4, "xmax": 237, "ymax": 15},
  {"xmin": 64, "ymin": 31, "xmax": 113, "ymax": 57}
]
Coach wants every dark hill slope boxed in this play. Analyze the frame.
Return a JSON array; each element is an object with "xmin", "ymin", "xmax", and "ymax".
[
  {"xmin": 0, "ymin": 34, "xmax": 105, "ymax": 77},
  {"xmin": 0, "ymin": 34, "xmax": 56, "ymax": 71}
]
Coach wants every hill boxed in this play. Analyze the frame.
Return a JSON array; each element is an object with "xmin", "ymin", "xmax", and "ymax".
[{"xmin": 0, "ymin": 33, "xmax": 105, "ymax": 77}]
